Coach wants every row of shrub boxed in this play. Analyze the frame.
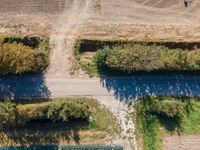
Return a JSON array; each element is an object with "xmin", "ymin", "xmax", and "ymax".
[
  {"xmin": 94, "ymin": 44, "xmax": 200, "ymax": 74},
  {"xmin": 0, "ymin": 99, "xmax": 91, "ymax": 129},
  {"xmin": 75, "ymin": 39, "xmax": 200, "ymax": 53},
  {"xmin": 0, "ymin": 36, "xmax": 49, "ymax": 75},
  {"xmin": 136, "ymin": 96, "xmax": 200, "ymax": 150}
]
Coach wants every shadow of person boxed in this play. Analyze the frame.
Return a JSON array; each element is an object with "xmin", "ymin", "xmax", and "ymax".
[
  {"xmin": 71, "ymin": 129, "xmax": 80, "ymax": 145},
  {"xmin": 100, "ymin": 74, "xmax": 200, "ymax": 103},
  {"xmin": 65, "ymin": 120, "xmax": 86, "ymax": 145},
  {"xmin": 0, "ymin": 73, "xmax": 51, "ymax": 100}
]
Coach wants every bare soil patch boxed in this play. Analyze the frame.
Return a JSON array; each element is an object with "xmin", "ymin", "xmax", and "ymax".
[{"xmin": 163, "ymin": 135, "xmax": 200, "ymax": 150}]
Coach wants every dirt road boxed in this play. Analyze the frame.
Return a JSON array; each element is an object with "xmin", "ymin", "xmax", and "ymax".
[{"xmin": 46, "ymin": 0, "xmax": 92, "ymax": 78}]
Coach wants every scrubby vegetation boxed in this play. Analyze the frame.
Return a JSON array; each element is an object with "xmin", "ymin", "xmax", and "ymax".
[
  {"xmin": 0, "ymin": 98, "xmax": 120, "ymax": 145},
  {"xmin": 75, "ymin": 39, "xmax": 200, "ymax": 76},
  {"xmin": 136, "ymin": 97, "xmax": 200, "ymax": 150},
  {"xmin": 0, "ymin": 99, "xmax": 90, "ymax": 128},
  {"xmin": 95, "ymin": 44, "xmax": 200, "ymax": 74},
  {"xmin": 0, "ymin": 36, "xmax": 49, "ymax": 75}
]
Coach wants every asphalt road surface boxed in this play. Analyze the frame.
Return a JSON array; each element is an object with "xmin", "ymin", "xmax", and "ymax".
[{"xmin": 1, "ymin": 74, "xmax": 200, "ymax": 102}]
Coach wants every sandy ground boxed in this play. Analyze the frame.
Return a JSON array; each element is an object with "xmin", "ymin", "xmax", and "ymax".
[{"xmin": 163, "ymin": 135, "xmax": 200, "ymax": 150}]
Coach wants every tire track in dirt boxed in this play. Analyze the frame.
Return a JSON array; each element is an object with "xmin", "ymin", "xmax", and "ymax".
[{"xmin": 46, "ymin": 0, "xmax": 91, "ymax": 78}]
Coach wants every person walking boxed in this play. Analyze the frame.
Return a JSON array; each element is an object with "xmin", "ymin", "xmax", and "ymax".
[{"xmin": 184, "ymin": 0, "xmax": 189, "ymax": 8}]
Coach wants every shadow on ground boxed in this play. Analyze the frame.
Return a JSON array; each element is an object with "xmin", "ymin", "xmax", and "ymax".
[
  {"xmin": 100, "ymin": 75, "xmax": 200, "ymax": 103},
  {"xmin": 1, "ymin": 120, "xmax": 84, "ymax": 145},
  {"xmin": 0, "ymin": 73, "xmax": 50, "ymax": 100}
]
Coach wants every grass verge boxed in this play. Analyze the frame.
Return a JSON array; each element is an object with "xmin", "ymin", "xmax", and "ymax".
[{"xmin": 135, "ymin": 96, "xmax": 200, "ymax": 150}]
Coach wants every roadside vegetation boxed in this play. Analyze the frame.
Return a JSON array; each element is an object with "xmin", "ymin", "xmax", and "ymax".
[
  {"xmin": 75, "ymin": 39, "xmax": 200, "ymax": 77},
  {"xmin": 0, "ymin": 98, "xmax": 120, "ymax": 146},
  {"xmin": 135, "ymin": 96, "xmax": 200, "ymax": 150},
  {"xmin": 0, "ymin": 35, "xmax": 49, "ymax": 75}
]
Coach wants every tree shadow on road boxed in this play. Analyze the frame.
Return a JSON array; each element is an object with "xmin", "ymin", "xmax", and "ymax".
[
  {"xmin": 0, "ymin": 73, "xmax": 51, "ymax": 100},
  {"xmin": 100, "ymin": 74, "xmax": 200, "ymax": 103}
]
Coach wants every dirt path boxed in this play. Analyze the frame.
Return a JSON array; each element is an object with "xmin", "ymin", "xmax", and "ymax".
[
  {"xmin": 41, "ymin": 1, "xmax": 138, "ymax": 149},
  {"xmin": 93, "ymin": 96, "xmax": 136, "ymax": 150},
  {"xmin": 46, "ymin": 0, "xmax": 91, "ymax": 78}
]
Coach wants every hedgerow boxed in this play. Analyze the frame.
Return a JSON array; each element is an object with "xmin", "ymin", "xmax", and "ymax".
[
  {"xmin": 94, "ymin": 44, "xmax": 200, "ymax": 74},
  {"xmin": 0, "ymin": 101, "xmax": 17, "ymax": 128},
  {"xmin": 0, "ymin": 98, "xmax": 120, "ymax": 145},
  {"xmin": 0, "ymin": 36, "xmax": 49, "ymax": 75},
  {"xmin": 0, "ymin": 99, "xmax": 91, "ymax": 128}
]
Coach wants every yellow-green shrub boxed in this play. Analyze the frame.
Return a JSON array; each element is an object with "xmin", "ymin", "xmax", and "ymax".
[
  {"xmin": 0, "ymin": 101, "xmax": 17, "ymax": 128},
  {"xmin": 0, "ymin": 43, "xmax": 36, "ymax": 75},
  {"xmin": 0, "ymin": 99, "xmax": 91, "ymax": 129},
  {"xmin": 94, "ymin": 44, "xmax": 200, "ymax": 73},
  {"xmin": 0, "ymin": 36, "xmax": 49, "ymax": 75}
]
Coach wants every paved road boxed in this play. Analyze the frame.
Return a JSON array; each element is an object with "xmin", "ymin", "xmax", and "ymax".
[{"xmin": 1, "ymin": 74, "xmax": 200, "ymax": 102}]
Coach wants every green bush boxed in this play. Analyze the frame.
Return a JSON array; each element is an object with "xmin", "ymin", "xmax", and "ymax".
[
  {"xmin": 47, "ymin": 102, "xmax": 62, "ymax": 122},
  {"xmin": 47, "ymin": 100, "xmax": 90, "ymax": 122},
  {"xmin": 186, "ymin": 50, "xmax": 200, "ymax": 69},
  {"xmin": 0, "ymin": 36, "xmax": 49, "ymax": 75},
  {"xmin": 94, "ymin": 44, "xmax": 200, "ymax": 74},
  {"xmin": 147, "ymin": 100, "xmax": 186, "ymax": 119},
  {"xmin": 17, "ymin": 103, "xmax": 48, "ymax": 125},
  {"xmin": 0, "ymin": 101, "xmax": 17, "ymax": 128},
  {"xmin": 59, "ymin": 101, "xmax": 90, "ymax": 121},
  {"xmin": 0, "ymin": 43, "xmax": 36, "ymax": 75},
  {"xmin": 105, "ymin": 44, "xmax": 161, "ymax": 72},
  {"xmin": 0, "ymin": 99, "xmax": 91, "ymax": 129},
  {"xmin": 94, "ymin": 46, "xmax": 114, "ymax": 69}
]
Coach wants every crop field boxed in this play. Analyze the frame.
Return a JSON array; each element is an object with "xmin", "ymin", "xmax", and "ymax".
[
  {"xmin": 1, "ymin": 0, "xmax": 200, "ymax": 32},
  {"xmin": 0, "ymin": 0, "xmax": 67, "ymax": 14}
]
